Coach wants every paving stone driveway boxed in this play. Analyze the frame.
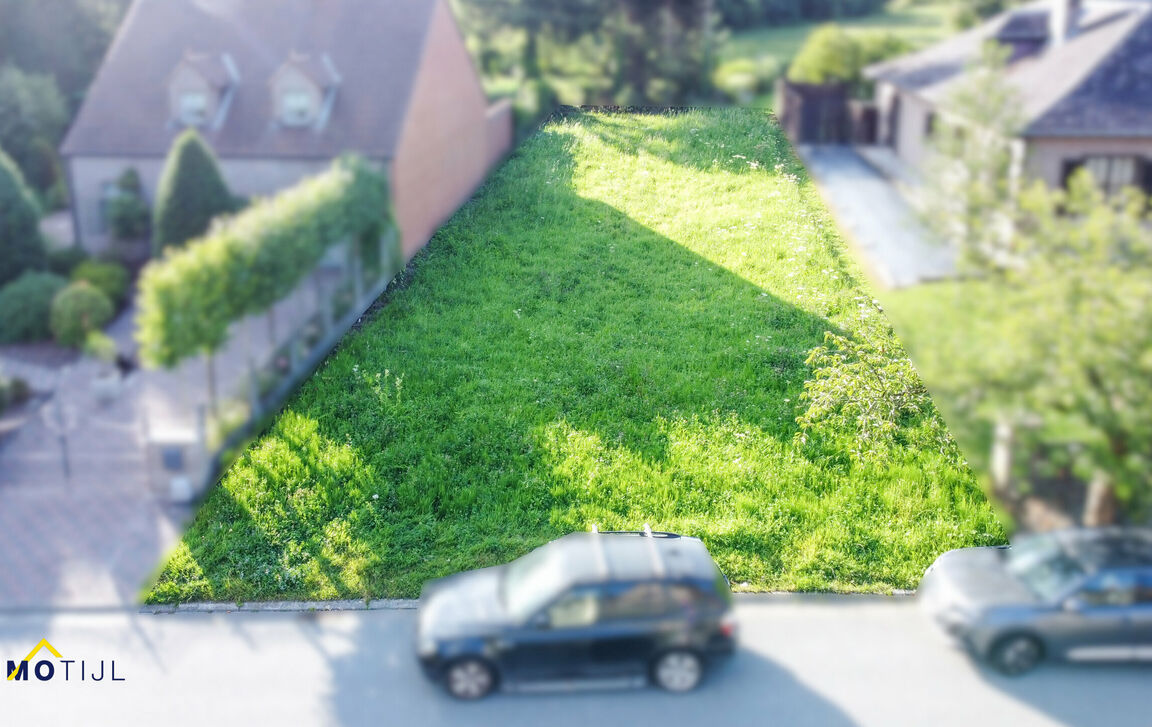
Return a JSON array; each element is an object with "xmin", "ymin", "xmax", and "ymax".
[
  {"xmin": 0, "ymin": 355, "xmax": 192, "ymax": 609},
  {"xmin": 796, "ymin": 144, "xmax": 955, "ymax": 288}
]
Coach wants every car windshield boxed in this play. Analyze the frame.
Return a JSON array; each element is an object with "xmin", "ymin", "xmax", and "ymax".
[
  {"xmin": 501, "ymin": 544, "xmax": 568, "ymax": 623},
  {"xmin": 1006, "ymin": 534, "xmax": 1086, "ymax": 601}
]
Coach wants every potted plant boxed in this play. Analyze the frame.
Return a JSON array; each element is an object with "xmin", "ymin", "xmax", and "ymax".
[{"xmin": 84, "ymin": 330, "xmax": 121, "ymax": 405}]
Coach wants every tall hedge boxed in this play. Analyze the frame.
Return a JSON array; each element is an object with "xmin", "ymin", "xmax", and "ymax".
[
  {"xmin": 0, "ymin": 146, "xmax": 45, "ymax": 286},
  {"xmin": 152, "ymin": 129, "xmax": 234, "ymax": 256},
  {"xmin": 137, "ymin": 156, "xmax": 393, "ymax": 368}
]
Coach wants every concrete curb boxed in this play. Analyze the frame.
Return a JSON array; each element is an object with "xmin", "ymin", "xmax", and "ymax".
[
  {"xmin": 139, "ymin": 598, "xmax": 419, "ymax": 614},
  {"xmin": 138, "ymin": 591, "xmax": 916, "ymax": 614}
]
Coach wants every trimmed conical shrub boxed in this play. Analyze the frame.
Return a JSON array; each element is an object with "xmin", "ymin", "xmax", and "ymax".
[
  {"xmin": 0, "ymin": 146, "xmax": 46, "ymax": 286},
  {"xmin": 152, "ymin": 130, "xmax": 233, "ymax": 256}
]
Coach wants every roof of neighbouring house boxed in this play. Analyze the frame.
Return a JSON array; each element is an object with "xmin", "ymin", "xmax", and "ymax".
[
  {"xmin": 864, "ymin": 0, "xmax": 1152, "ymax": 138},
  {"xmin": 61, "ymin": 0, "xmax": 444, "ymax": 159}
]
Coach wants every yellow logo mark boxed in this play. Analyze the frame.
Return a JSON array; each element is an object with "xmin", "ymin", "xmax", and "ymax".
[{"xmin": 7, "ymin": 638, "xmax": 62, "ymax": 680}]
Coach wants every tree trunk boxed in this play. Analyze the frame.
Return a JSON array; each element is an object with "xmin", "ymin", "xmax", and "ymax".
[
  {"xmin": 205, "ymin": 351, "xmax": 218, "ymax": 419},
  {"xmin": 1082, "ymin": 469, "xmax": 1118, "ymax": 527},
  {"xmin": 267, "ymin": 305, "xmax": 278, "ymax": 348},
  {"xmin": 990, "ymin": 417, "xmax": 1015, "ymax": 502},
  {"xmin": 523, "ymin": 26, "xmax": 540, "ymax": 79}
]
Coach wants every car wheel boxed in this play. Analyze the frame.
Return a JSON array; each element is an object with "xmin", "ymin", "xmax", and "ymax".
[
  {"xmin": 989, "ymin": 634, "xmax": 1043, "ymax": 676},
  {"xmin": 652, "ymin": 649, "xmax": 703, "ymax": 692},
  {"xmin": 445, "ymin": 658, "xmax": 497, "ymax": 699}
]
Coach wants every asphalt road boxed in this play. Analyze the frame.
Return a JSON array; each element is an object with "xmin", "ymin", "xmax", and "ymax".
[{"xmin": 1, "ymin": 595, "xmax": 1148, "ymax": 726}]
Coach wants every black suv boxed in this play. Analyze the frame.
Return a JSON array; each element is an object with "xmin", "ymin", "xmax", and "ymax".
[{"xmin": 415, "ymin": 529, "xmax": 736, "ymax": 699}]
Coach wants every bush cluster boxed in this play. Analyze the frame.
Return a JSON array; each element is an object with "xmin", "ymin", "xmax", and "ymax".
[
  {"xmin": 0, "ymin": 270, "xmax": 68, "ymax": 342},
  {"xmin": 787, "ymin": 24, "xmax": 911, "ymax": 92},
  {"xmin": 46, "ymin": 246, "xmax": 90, "ymax": 276},
  {"xmin": 72, "ymin": 260, "xmax": 130, "ymax": 307},
  {"xmin": 50, "ymin": 280, "xmax": 114, "ymax": 347},
  {"xmin": 137, "ymin": 156, "xmax": 396, "ymax": 368}
]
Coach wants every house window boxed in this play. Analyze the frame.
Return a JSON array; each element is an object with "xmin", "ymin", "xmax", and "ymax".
[
  {"xmin": 97, "ymin": 181, "xmax": 120, "ymax": 233},
  {"xmin": 1067, "ymin": 156, "xmax": 1145, "ymax": 195},
  {"xmin": 925, "ymin": 112, "xmax": 937, "ymax": 138},
  {"xmin": 179, "ymin": 91, "xmax": 208, "ymax": 126},
  {"xmin": 279, "ymin": 89, "xmax": 314, "ymax": 126}
]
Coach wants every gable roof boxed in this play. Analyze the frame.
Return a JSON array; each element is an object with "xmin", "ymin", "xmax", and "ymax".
[
  {"xmin": 61, "ymin": 0, "xmax": 441, "ymax": 160},
  {"xmin": 864, "ymin": 0, "xmax": 1152, "ymax": 138}
]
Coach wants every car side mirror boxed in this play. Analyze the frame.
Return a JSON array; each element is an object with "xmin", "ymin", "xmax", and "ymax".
[
  {"xmin": 530, "ymin": 611, "xmax": 550, "ymax": 630},
  {"xmin": 1062, "ymin": 596, "xmax": 1084, "ymax": 612}
]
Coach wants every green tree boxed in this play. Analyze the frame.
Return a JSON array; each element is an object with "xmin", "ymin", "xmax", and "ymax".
[
  {"xmin": 0, "ymin": 0, "xmax": 129, "ymax": 110},
  {"xmin": 921, "ymin": 45, "xmax": 1152, "ymax": 525},
  {"xmin": 787, "ymin": 24, "xmax": 860, "ymax": 84},
  {"xmin": 920, "ymin": 43, "xmax": 1022, "ymax": 268},
  {"xmin": 0, "ymin": 65, "xmax": 68, "ymax": 194},
  {"xmin": 0, "ymin": 146, "xmax": 45, "ymax": 286},
  {"xmin": 152, "ymin": 130, "xmax": 234, "ymax": 255},
  {"xmin": 786, "ymin": 24, "xmax": 909, "ymax": 90}
]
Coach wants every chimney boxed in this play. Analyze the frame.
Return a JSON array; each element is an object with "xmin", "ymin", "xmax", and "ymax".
[{"xmin": 1049, "ymin": 0, "xmax": 1083, "ymax": 46}]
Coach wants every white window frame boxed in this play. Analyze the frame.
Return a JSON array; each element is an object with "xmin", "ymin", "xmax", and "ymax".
[
  {"xmin": 279, "ymin": 89, "xmax": 314, "ymax": 127},
  {"xmin": 1081, "ymin": 156, "xmax": 1141, "ymax": 196},
  {"xmin": 179, "ymin": 91, "xmax": 209, "ymax": 126}
]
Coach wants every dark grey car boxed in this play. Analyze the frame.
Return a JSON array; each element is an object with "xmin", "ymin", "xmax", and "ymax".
[
  {"xmin": 919, "ymin": 527, "xmax": 1152, "ymax": 674},
  {"xmin": 415, "ymin": 530, "xmax": 736, "ymax": 698}
]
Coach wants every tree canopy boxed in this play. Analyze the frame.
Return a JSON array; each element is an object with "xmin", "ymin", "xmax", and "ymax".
[
  {"xmin": 0, "ymin": 146, "xmax": 45, "ymax": 287},
  {"xmin": 152, "ymin": 130, "xmax": 235, "ymax": 256},
  {"xmin": 920, "ymin": 45, "xmax": 1152, "ymax": 524}
]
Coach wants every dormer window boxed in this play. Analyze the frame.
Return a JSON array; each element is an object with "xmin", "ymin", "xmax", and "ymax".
[
  {"xmin": 180, "ymin": 91, "xmax": 209, "ymax": 126},
  {"xmin": 167, "ymin": 52, "xmax": 239, "ymax": 130},
  {"xmin": 271, "ymin": 52, "xmax": 341, "ymax": 130},
  {"xmin": 279, "ymin": 89, "xmax": 315, "ymax": 126}
]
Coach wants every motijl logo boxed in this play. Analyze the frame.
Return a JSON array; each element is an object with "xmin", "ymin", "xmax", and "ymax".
[{"xmin": 6, "ymin": 638, "xmax": 125, "ymax": 682}]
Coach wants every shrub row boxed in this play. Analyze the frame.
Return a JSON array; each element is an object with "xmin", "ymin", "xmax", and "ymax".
[
  {"xmin": 0, "ymin": 257, "xmax": 129, "ymax": 345},
  {"xmin": 136, "ymin": 156, "xmax": 394, "ymax": 368}
]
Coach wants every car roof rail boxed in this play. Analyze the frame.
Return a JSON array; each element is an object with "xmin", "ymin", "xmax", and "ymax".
[
  {"xmin": 643, "ymin": 523, "xmax": 667, "ymax": 576},
  {"xmin": 598, "ymin": 530, "xmax": 681, "ymax": 539},
  {"xmin": 589, "ymin": 524, "xmax": 609, "ymax": 577}
]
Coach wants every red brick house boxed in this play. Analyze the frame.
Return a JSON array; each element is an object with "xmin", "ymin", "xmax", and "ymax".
[{"xmin": 60, "ymin": 0, "xmax": 512, "ymax": 260}]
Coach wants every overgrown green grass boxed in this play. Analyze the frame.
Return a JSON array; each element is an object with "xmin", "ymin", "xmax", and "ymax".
[{"xmin": 146, "ymin": 109, "xmax": 1002, "ymax": 603}]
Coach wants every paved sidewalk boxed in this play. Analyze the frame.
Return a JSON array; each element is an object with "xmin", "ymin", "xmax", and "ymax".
[
  {"xmin": 797, "ymin": 144, "xmax": 955, "ymax": 289},
  {"xmin": 1, "ymin": 595, "xmax": 1146, "ymax": 726},
  {"xmin": 0, "ymin": 270, "xmax": 340, "ymax": 609}
]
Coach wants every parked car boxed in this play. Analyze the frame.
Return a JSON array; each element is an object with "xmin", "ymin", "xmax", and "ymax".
[
  {"xmin": 919, "ymin": 527, "xmax": 1152, "ymax": 675},
  {"xmin": 415, "ymin": 528, "xmax": 736, "ymax": 699}
]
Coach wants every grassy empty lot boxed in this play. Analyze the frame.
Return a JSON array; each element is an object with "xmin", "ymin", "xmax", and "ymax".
[{"xmin": 147, "ymin": 109, "xmax": 1002, "ymax": 603}]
